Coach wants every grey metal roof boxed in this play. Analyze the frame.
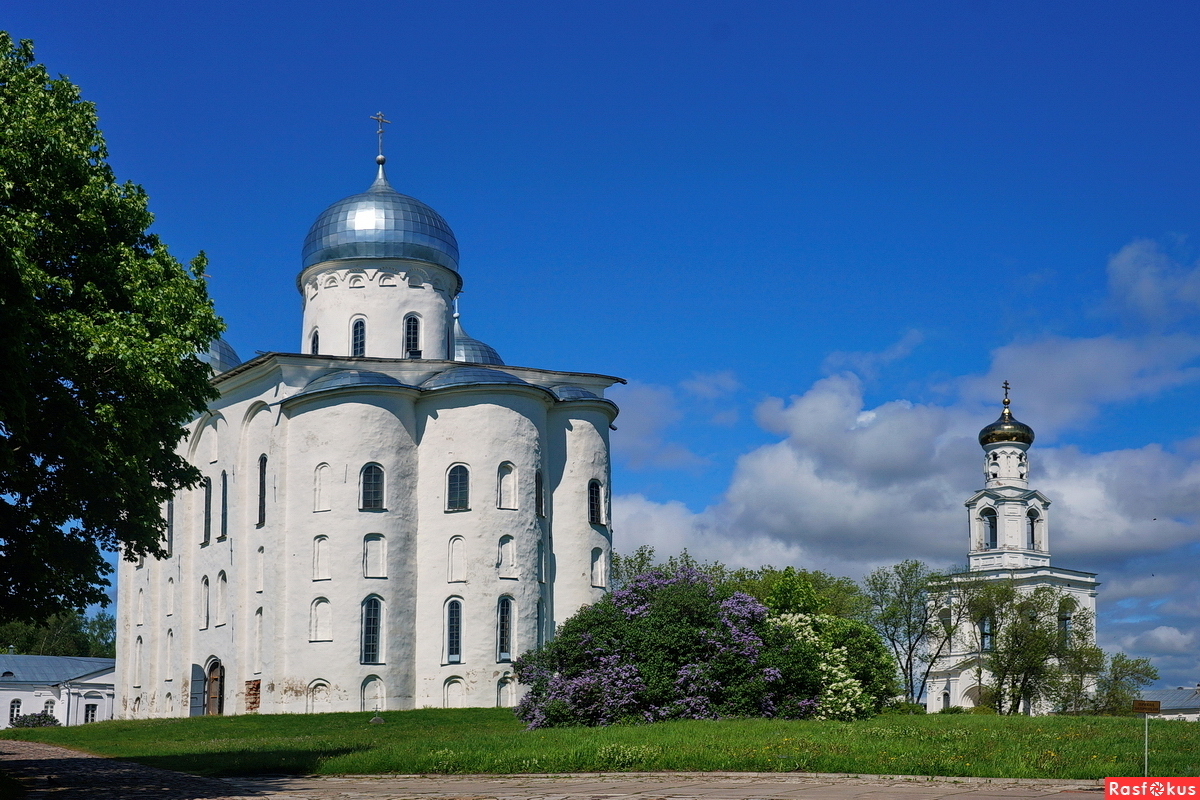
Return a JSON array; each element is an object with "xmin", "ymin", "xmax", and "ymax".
[
  {"xmin": 1138, "ymin": 688, "xmax": 1200, "ymax": 709},
  {"xmin": 421, "ymin": 366, "xmax": 531, "ymax": 390},
  {"xmin": 292, "ymin": 370, "xmax": 414, "ymax": 400},
  {"xmin": 552, "ymin": 385, "xmax": 600, "ymax": 401},
  {"xmin": 452, "ymin": 316, "xmax": 504, "ymax": 366},
  {"xmin": 198, "ymin": 337, "xmax": 242, "ymax": 375},
  {"xmin": 0, "ymin": 655, "xmax": 115, "ymax": 684},
  {"xmin": 301, "ymin": 165, "xmax": 459, "ymax": 272}
]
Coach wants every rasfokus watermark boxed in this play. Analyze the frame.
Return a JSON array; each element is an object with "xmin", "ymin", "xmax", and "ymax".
[{"xmin": 1107, "ymin": 778, "xmax": 1200, "ymax": 796}]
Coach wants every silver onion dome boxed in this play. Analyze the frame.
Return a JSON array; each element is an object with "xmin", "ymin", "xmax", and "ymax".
[
  {"xmin": 451, "ymin": 314, "xmax": 504, "ymax": 366},
  {"xmin": 199, "ymin": 338, "xmax": 242, "ymax": 375},
  {"xmin": 301, "ymin": 165, "xmax": 459, "ymax": 272}
]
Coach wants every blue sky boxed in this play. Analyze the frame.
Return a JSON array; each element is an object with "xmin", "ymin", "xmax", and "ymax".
[{"xmin": 11, "ymin": 1, "xmax": 1200, "ymax": 689}]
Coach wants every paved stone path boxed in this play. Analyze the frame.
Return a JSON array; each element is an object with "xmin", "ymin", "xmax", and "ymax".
[{"xmin": 0, "ymin": 739, "xmax": 1105, "ymax": 800}]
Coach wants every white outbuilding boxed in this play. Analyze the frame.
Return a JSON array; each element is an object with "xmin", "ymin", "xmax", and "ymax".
[
  {"xmin": 0, "ymin": 655, "xmax": 115, "ymax": 727},
  {"xmin": 116, "ymin": 152, "xmax": 621, "ymax": 717}
]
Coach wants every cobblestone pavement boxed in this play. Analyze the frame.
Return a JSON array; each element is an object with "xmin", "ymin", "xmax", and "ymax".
[{"xmin": 0, "ymin": 739, "xmax": 1105, "ymax": 800}]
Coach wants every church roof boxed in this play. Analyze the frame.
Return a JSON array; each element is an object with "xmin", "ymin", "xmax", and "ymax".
[
  {"xmin": 422, "ymin": 366, "xmax": 531, "ymax": 390},
  {"xmin": 293, "ymin": 369, "xmax": 415, "ymax": 400},
  {"xmin": 552, "ymin": 385, "xmax": 600, "ymax": 400},
  {"xmin": 0, "ymin": 655, "xmax": 115, "ymax": 685},
  {"xmin": 301, "ymin": 165, "xmax": 459, "ymax": 272}
]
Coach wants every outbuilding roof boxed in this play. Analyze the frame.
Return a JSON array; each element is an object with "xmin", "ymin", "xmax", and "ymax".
[
  {"xmin": 1138, "ymin": 687, "xmax": 1200, "ymax": 710},
  {"xmin": 0, "ymin": 655, "xmax": 115, "ymax": 685}
]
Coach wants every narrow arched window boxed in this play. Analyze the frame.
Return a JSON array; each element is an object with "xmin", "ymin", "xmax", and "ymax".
[
  {"xmin": 167, "ymin": 578, "xmax": 175, "ymax": 616},
  {"xmin": 591, "ymin": 547, "xmax": 607, "ymax": 588},
  {"xmin": 200, "ymin": 576, "xmax": 210, "ymax": 629},
  {"xmin": 313, "ymin": 463, "xmax": 331, "ymax": 512},
  {"xmin": 497, "ymin": 535, "xmax": 515, "ymax": 578},
  {"xmin": 497, "ymin": 462, "xmax": 516, "ymax": 509},
  {"xmin": 313, "ymin": 536, "xmax": 329, "ymax": 580},
  {"xmin": 497, "ymin": 596, "xmax": 513, "ymax": 661},
  {"xmin": 253, "ymin": 609, "xmax": 263, "ymax": 674},
  {"xmin": 136, "ymin": 589, "xmax": 144, "ymax": 626},
  {"xmin": 310, "ymin": 329, "xmax": 320, "ymax": 355},
  {"xmin": 447, "ymin": 465, "xmax": 470, "ymax": 511},
  {"xmin": 8, "ymin": 700, "xmax": 20, "ymax": 725},
  {"xmin": 310, "ymin": 598, "xmax": 332, "ymax": 641},
  {"xmin": 361, "ymin": 464, "xmax": 384, "ymax": 510},
  {"xmin": 256, "ymin": 454, "xmax": 268, "ymax": 526},
  {"xmin": 941, "ymin": 691, "xmax": 950, "ymax": 711},
  {"xmin": 219, "ymin": 470, "xmax": 228, "ymax": 539},
  {"xmin": 165, "ymin": 498, "xmax": 174, "ymax": 557},
  {"xmin": 363, "ymin": 534, "xmax": 386, "ymax": 578},
  {"xmin": 446, "ymin": 599, "xmax": 462, "ymax": 664},
  {"xmin": 588, "ymin": 480, "xmax": 603, "ymax": 525},
  {"xmin": 351, "ymin": 319, "xmax": 366, "ymax": 357},
  {"xmin": 165, "ymin": 629, "xmax": 174, "ymax": 676},
  {"xmin": 448, "ymin": 536, "xmax": 465, "ymax": 582},
  {"xmin": 201, "ymin": 477, "xmax": 213, "ymax": 544},
  {"xmin": 981, "ymin": 508, "xmax": 997, "ymax": 549},
  {"xmin": 1027, "ymin": 510, "xmax": 1039, "ymax": 550},
  {"xmin": 216, "ymin": 571, "xmax": 228, "ymax": 626},
  {"xmin": 256, "ymin": 546, "xmax": 265, "ymax": 593},
  {"xmin": 980, "ymin": 617, "xmax": 994, "ymax": 651},
  {"xmin": 134, "ymin": 637, "xmax": 143, "ymax": 687},
  {"xmin": 362, "ymin": 597, "xmax": 382, "ymax": 663},
  {"xmin": 534, "ymin": 470, "xmax": 545, "ymax": 517},
  {"xmin": 404, "ymin": 315, "xmax": 420, "ymax": 358},
  {"xmin": 43, "ymin": 699, "xmax": 55, "ymax": 716}
]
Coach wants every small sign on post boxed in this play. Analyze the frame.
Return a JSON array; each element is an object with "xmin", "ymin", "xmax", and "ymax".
[{"xmin": 1133, "ymin": 700, "xmax": 1161, "ymax": 777}]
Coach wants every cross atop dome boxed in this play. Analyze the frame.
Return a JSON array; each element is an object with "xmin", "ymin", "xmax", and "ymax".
[{"xmin": 370, "ymin": 111, "xmax": 391, "ymax": 165}]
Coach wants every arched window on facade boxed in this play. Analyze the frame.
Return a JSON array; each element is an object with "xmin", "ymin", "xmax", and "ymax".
[
  {"xmin": 591, "ymin": 547, "xmax": 607, "ymax": 588},
  {"xmin": 133, "ymin": 636, "xmax": 143, "ymax": 687},
  {"xmin": 404, "ymin": 315, "xmax": 420, "ymax": 358},
  {"xmin": 497, "ymin": 462, "xmax": 516, "ymax": 509},
  {"xmin": 361, "ymin": 596, "xmax": 382, "ymax": 664},
  {"xmin": 446, "ymin": 599, "xmax": 462, "ymax": 664},
  {"xmin": 219, "ymin": 470, "xmax": 228, "ymax": 539},
  {"xmin": 588, "ymin": 480, "xmax": 603, "ymax": 525},
  {"xmin": 351, "ymin": 318, "xmax": 366, "ymax": 357},
  {"xmin": 256, "ymin": 546, "xmax": 265, "ymax": 593},
  {"xmin": 254, "ymin": 608, "xmax": 263, "ymax": 674},
  {"xmin": 1027, "ymin": 509, "xmax": 1039, "ymax": 550},
  {"xmin": 257, "ymin": 454, "xmax": 268, "ymax": 526},
  {"xmin": 534, "ymin": 470, "xmax": 545, "ymax": 517},
  {"xmin": 362, "ymin": 676, "xmax": 384, "ymax": 712},
  {"xmin": 941, "ymin": 691, "xmax": 950, "ymax": 711},
  {"xmin": 443, "ymin": 678, "xmax": 464, "ymax": 708},
  {"xmin": 166, "ymin": 629, "xmax": 174, "ymax": 677},
  {"xmin": 980, "ymin": 617, "xmax": 994, "ymax": 651},
  {"xmin": 361, "ymin": 464, "xmax": 384, "ymax": 510},
  {"xmin": 448, "ymin": 536, "xmax": 465, "ymax": 582},
  {"xmin": 497, "ymin": 535, "xmax": 516, "ymax": 578},
  {"xmin": 981, "ymin": 508, "xmax": 998, "ymax": 549},
  {"xmin": 201, "ymin": 477, "xmax": 213, "ymax": 544},
  {"xmin": 165, "ymin": 498, "xmax": 174, "ymax": 556},
  {"xmin": 8, "ymin": 700, "xmax": 20, "ymax": 725},
  {"xmin": 313, "ymin": 536, "xmax": 330, "ymax": 580},
  {"xmin": 313, "ymin": 463, "xmax": 331, "ymax": 512},
  {"xmin": 496, "ymin": 678, "xmax": 516, "ymax": 708},
  {"xmin": 43, "ymin": 699, "xmax": 54, "ymax": 716},
  {"xmin": 200, "ymin": 576, "xmax": 210, "ymax": 629},
  {"xmin": 310, "ymin": 329, "xmax": 320, "ymax": 355},
  {"xmin": 167, "ymin": 578, "xmax": 175, "ymax": 616},
  {"xmin": 216, "ymin": 571, "xmax": 228, "ymax": 626},
  {"xmin": 136, "ymin": 589, "xmax": 144, "ymax": 626},
  {"xmin": 363, "ymin": 534, "xmax": 386, "ymax": 578},
  {"xmin": 310, "ymin": 598, "xmax": 332, "ymax": 641},
  {"xmin": 447, "ymin": 465, "xmax": 469, "ymax": 511},
  {"xmin": 497, "ymin": 597, "xmax": 514, "ymax": 662}
]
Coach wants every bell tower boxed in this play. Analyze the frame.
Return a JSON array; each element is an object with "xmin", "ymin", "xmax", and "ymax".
[{"xmin": 965, "ymin": 383, "xmax": 1052, "ymax": 571}]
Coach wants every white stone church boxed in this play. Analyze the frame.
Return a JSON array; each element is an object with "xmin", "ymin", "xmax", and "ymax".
[
  {"xmin": 924, "ymin": 391, "xmax": 1099, "ymax": 713},
  {"xmin": 116, "ymin": 152, "xmax": 621, "ymax": 717}
]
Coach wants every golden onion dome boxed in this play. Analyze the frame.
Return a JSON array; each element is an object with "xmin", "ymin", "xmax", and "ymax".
[{"xmin": 978, "ymin": 393, "xmax": 1035, "ymax": 447}]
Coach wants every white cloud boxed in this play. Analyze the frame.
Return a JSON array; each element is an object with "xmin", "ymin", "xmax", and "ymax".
[
  {"xmin": 1121, "ymin": 626, "xmax": 1197, "ymax": 656},
  {"xmin": 680, "ymin": 370, "xmax": 740, "ymax": 399},
  {"xmin": 608, "ymin": 382, "xmax": 708, "ymax": 470},
  {"xmin": 1107, "ymin": 239, "xmax": 1200, "ymax": 325},
  {"xmin": 823, "ymin": 329, "xmax": 924, "ymax": 379}
]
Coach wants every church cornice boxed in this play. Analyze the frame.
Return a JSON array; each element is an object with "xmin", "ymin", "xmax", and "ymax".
[{"xmin": 964, "ymin": 487, "xmax": 1051, "ymax": 507}]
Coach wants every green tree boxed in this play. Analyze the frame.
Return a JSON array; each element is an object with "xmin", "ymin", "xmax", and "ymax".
[
  {"xmin": 1090, "ymin": 652, "xmax": 1159, "ymax": 715},
  {"xmin": 0, "ymin": 610, "xmax": 115, "ymax": 657},
  {"xmin": 0, "ymin": 34, "xmax": 222, "ymax": 622},
  {"xmin": 864, "ymin": 559, "xmax": 963, "ymax": 704}
]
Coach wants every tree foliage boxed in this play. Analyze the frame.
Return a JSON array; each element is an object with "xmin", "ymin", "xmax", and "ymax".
[
  {"xmin": 514, "ymin": 563, "xmax": 896, "ymax": 728},
  {"xmin": 0, "ymin": 34, "xmax": 222, "ymax": 621},
  {"xmin": 0, "ymin": 610, "xmax": 115, "ymax": 657}
]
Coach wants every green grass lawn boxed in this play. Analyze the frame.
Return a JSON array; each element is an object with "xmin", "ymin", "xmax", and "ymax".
[{"xmin": 3, "ymin": 709, "xmax": 1198, "ymax": 780}]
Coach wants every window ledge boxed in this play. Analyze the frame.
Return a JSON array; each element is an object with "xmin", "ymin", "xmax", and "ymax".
[
  {"xmin": 445, "ymin": 508, "xmax": 471, "ymax": 514},
  {"xmin": 499, "ymin": 576, "xmax": 519, "ymax": 581},
  {"xmin": 359, "ymin": 507, "xmax": 387, "ymax": 513}
]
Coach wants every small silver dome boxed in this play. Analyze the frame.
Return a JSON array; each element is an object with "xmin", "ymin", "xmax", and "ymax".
[
  {"xmin": 422, "ymin": 366, "xmax": 529, "ymax": 390},
  {"xmin": 199, "ymin": 338, "xmax": 241, "ymax": 375},
  {"xmin": 452, "ymin": 315, "xmax": 504, "ymax": 366},
  {"xmin": 301, "ymin": 166, "xmax": 459, "ymax": 272}
]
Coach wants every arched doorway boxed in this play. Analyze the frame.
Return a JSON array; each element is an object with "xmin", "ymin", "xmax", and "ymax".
[{"xmin": 205, "ymin": 660, "xmax": 225, "ymax": 715}]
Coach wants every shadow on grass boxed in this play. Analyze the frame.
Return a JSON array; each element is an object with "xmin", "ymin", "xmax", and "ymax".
[{"xmin": 125, "ymin": 747, "xmax": 364, "ymax": 777}]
